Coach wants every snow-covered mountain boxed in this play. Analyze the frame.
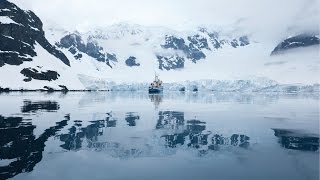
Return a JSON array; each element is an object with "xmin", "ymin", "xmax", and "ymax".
[
  {"xmin": 271, "ymin": 34, "xmax": 319, "ymax": 55},
  {"xmin": 0, "ymin": 0, "xmax": 319, "ymax": 91},
  {"xmin": 0, "ymin": 1, "xmax": 69, "ymax": 67},
  {"xmin": 49, "ymin": 23, "xmax": 250, "ymax": 70}
]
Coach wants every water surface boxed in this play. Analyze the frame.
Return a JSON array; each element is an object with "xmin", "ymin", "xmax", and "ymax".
[{"xmin": 0, "ymin": 92, "xmax": 319, "ymax": 180}]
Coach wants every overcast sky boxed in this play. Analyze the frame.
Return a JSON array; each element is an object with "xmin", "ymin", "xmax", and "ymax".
[{"xmin": 11, "ymin": 0, "xmax": 319, "ymax": 38}]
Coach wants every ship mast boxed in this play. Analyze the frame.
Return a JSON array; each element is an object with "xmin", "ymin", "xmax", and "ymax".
[{"xmin": 154, "ymin": 72, "xmax": 158, "ymax": 82}]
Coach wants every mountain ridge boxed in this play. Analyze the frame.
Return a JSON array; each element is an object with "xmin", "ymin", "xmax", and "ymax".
[{"xmin": 0, "ymin": 0, "xmax": 70, "ymax": 67}]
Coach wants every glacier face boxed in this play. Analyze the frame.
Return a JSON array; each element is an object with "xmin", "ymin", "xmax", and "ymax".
[{"xmin": 75, "ymin": 74, "xmax": 319, "ymax": 94}]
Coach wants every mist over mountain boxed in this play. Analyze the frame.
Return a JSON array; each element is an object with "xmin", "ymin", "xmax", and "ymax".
[{"xmin": 10, "ymin": 0, "xmax": 319, "ymax": 42}]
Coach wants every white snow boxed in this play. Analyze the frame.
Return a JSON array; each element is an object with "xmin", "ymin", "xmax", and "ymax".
[
  {"xmin": 0, "ymin": 8, "xmax": 10, "ymax": 12},
  {"xmin": 0, "ymin": 16, "xmax": 17, "ymax": 24},
  {"xmin": 0, "ymin": 50, "xmax": 19, "ymax": 54},
  {"xmin": 0, "ymin": 16, "xmax": 25, "ymax": 26},
  {"xmin": 19, "ymin": 40, "xmax": 32, "ymax": 47},
  {"xmin": 29, "ymin": 25, "xmax": 40, "ymax": 32},
  {"xmin": 2, "ymin": 35, "xmax": 14, "ymax": 40}
]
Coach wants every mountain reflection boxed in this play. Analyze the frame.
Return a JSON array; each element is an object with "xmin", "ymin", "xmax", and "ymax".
[
  {"xmin": 156, "ymin": 111, "xmax": 185, "ymax": 129},
  {"xmin": 0, "ymin": 115, "xmax": 70, "ymax": 180},
  {"xmin": 59, "ymin": 115, "xmax": 117, "ymax": 151},
  {"xmin": 272, "ymin": 129, "xmax": 319, "ymax": 151},
  {"xmin": 125, "ymin": 112, "xmax": 140, "ymax": 126},
  {"xmin": 21, "ymin": 100, "xmax": 60, "ymax": 113},
  {"xmin": 159, "ymin": 111, "xmax": 250, "ymax": 154},
  {"xmin": 0, "ymin": 110, "xmax": 251, "ymax": 179},
  {"xmin": 55, "ymin": 111, "xmax": 250, "ymax": 156}
]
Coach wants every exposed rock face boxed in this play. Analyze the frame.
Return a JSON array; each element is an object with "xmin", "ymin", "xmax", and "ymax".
[
  {"xmin": 125, "ymin": 56, "xmax": 140, "ymax": 67},
  {"xmin": 0, "ymin": 0, "xmax": 70, "ymax": 67},
  {"xmin": 0, "ymin": 87, "xmax": 10, "ymax": 92},
  {"xmin": 239, "ymin": 36, "xmax": 250, "ymax": 46},
  {"xmin": 200, "ymin": 29, "xmax": 222, "ymax": 49},
  {"xmin": 58, "ymin": 85, "xmax": 69, "ymax": 92},
  {"xmin": 157, "ymin": 55, "xmax": 185, "ymax": 70},
  {"xmin": 229, "ymin": 36, "xmax": 250, "ymax": 48},
  {"xmin": 161, "ymin": 35, "xmax": 206, "ymax": 63},
  {"xmin": 20, "ymin": 67, "xmax": 60, "ymax": 82},
  {"xmin": 57, "ymin": 33, "xmax": 116, "ymax": 68},
  {"xmin": 271, "ymin": 34, "xmax": 320, "ymax": 55},
  {"xmin": 187, "ymin": 34, "xmax": 211, "ymax": 50},
  {"xmin": 161, "ymin": 36, "xmax": 187, "ymax": 51},
  {"xmin": 199, "ymin": 28, "xmax": 250, "ymax": 49},
  {"xmin": 158, "ymin": 31, "xmax": 250, "ymax": 70}
]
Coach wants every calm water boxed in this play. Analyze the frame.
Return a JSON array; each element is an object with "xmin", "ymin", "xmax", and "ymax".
[{"xmin": 0, "ymin": 92, "xmax": 319, "ymax": 180}]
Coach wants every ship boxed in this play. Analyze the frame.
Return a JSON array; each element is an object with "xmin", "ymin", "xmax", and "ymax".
[{"xmin": 149, "ymin": 74, "xmax": 163, "ymax": 94}]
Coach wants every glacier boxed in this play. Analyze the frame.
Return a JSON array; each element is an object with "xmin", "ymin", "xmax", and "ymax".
[{"xmin": 77, "ymin": 75, "xmax": 319, "ymax": 94}]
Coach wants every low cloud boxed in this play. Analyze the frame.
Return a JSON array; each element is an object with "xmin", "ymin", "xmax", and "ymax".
[{"xmin": 10, "ymin": 0, "xmax": 319, "ymax": 42}]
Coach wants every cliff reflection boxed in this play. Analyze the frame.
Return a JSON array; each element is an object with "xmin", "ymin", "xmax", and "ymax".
[
  {"xmin": 0, "ymin": 115, "xmax": 70, "ymax": 180},
  {"xmin": 125, "ymin": 112, "xmax": 140, "ymax": 126},
  {"xmin": 59, "ymin": 115, "xmax": 117, "ymax": 151},
  {"xmin": 21, "ymin": 100, "xmax": 60, "ymax": 113},
  {"xmin": 0, "ymin": 109, "xmax": 251, "ymax": 179},
  {"xmin": 156, "ymin": 111, "xmax": 184, "ymax": 129},
  {"xmin": 56, "ymin": 111, "xmax": 250, "ymax": 156},
  {"xmin": 273, "ymin": 129, "xmax": 319, "ymax": 151}
]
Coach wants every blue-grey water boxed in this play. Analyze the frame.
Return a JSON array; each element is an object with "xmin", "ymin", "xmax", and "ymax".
[{"xmin": 0, "ymin": 92, "xmax": 319, "ymax": 180}]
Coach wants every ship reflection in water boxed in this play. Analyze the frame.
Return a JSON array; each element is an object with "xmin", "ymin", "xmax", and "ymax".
[
  {"xmin": 0, "ymin": 92, "xmax": 319, "ymax": 180},
  {"xmin": 149, "ymin": 94, "xmax": 163, "ymax": 109}
]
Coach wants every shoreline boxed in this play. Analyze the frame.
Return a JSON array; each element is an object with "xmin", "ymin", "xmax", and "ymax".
[{"xmin": 0, "ymin": 89, "xmax": 319, "ymax": 96}]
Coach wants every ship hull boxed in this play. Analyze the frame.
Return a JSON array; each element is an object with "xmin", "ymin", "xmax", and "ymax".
[{"xmin": 148, "ymin": 87, "xmax": 163, "ymax": 94}]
